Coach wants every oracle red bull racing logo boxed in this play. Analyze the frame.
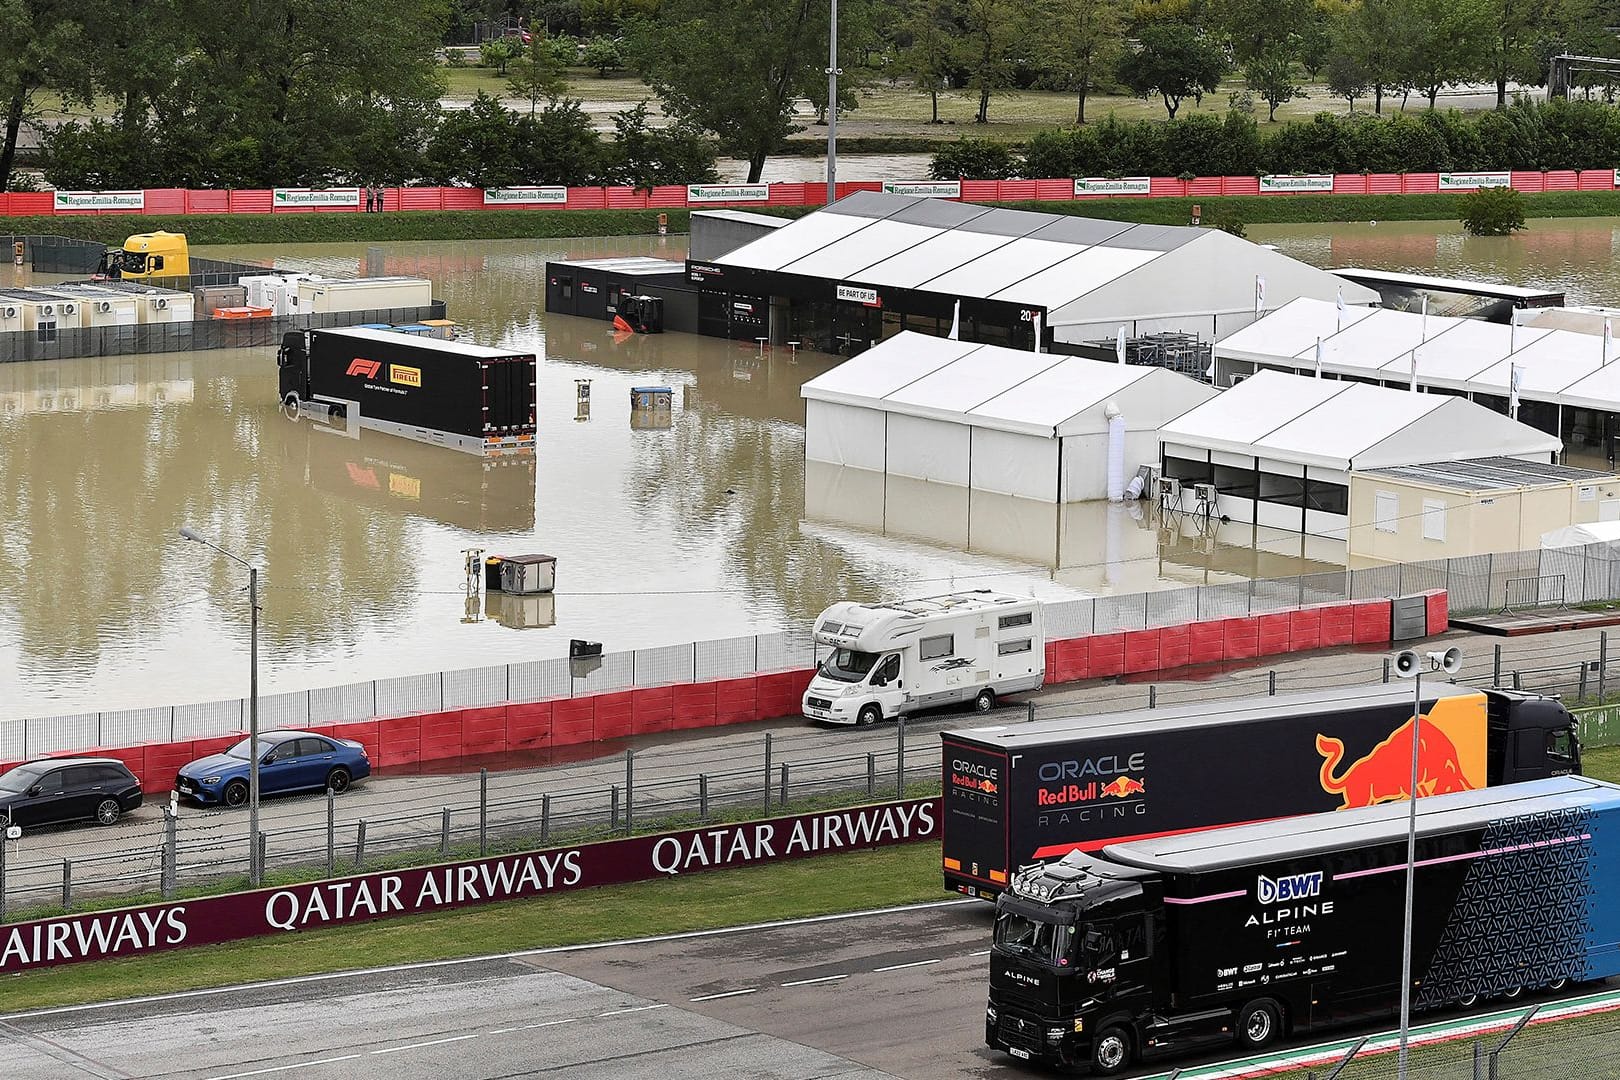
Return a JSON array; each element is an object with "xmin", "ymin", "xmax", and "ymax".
[
  {"xmin": 1315, "ymin": 697, "xmax": 1486, "ymax": 809},
  {"xmin": 950, "ymin": 759, "xmax": 999, "ymax": 797},
  {"xmin": 1035, "ymin": 753, "xmax": 1146, "ymax": 807}
]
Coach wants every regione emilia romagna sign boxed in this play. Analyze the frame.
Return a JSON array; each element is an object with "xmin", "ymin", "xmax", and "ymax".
[
  {"xmin": 52, "ymin": 190, "xmax": 146, "ymax": 211},
  {"xmin": 483, "ymin": 186, "xmax": 567, "ymax": 205},
  {"xmin": 272, "ymin": 188, "xmax": 362, "ymax": 208}
]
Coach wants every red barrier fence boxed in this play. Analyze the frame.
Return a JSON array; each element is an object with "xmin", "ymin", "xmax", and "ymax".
[
  {"xmin": 11, "ymin": 173, "xmax": 1618, "ymax": 217},
  {"xmin": 4, "ymin": 592, "xmax": 1445, "ymax": 794},
  {"xmin": 0, "ymin": 796, "xmax": 940, "ymax": 973}
]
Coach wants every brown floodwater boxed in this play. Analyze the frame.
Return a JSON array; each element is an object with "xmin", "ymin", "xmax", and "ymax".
[{"xmin": 1, "ymin": 236, "xmax": 1342, "ymax": 720}]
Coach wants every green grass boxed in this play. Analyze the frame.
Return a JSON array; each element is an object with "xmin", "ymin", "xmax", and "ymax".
[
  {"xmin": 0, "ymin": 840, "xmax": 945, "ymax": 1014},
  {"xmin": 1582, "ymin": 745, "xmax": 1620, "ymax": 782}
]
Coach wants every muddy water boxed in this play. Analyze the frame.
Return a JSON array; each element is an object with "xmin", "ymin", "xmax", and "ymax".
[
  {"xmin": 0, "ymin": 236, "xmax": 1334, "ymax": 719},
  {"xmin": 1248, "ymin": 217, "xmax": 1620, "ymax": 303}
]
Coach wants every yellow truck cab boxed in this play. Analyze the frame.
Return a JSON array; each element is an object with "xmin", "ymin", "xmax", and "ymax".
[{"xmin": 96, "ymin": 231, "xmax": 190, "ymax": 281}]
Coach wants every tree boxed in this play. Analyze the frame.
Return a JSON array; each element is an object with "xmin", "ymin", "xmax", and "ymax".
[
  {"xmin": 1324, "ymin": 42, "xmax": 1371, "ymax": 111},
  {"xmin": 1459, "ymin": 184, "xmax": 1526, "ymax": 234},
  {"xmin": 958, "ymin": 0, "xmax": 1032, "ymax": 123},
  {"xmin": 627, "ymin": 0, "xmax": 859, "ymax": 183},
  {"xmin": 1039, "ymin": 0, "xmax": 1126, "ymax": 123},
  {"xmin": 480, "ymin": 37, "xmax": 520, "ymax": 75},
  {"xmin": 1478, "ymin": 0, "xmax": 1548, "ymax": 108},
  {"xmin": 1245, "ymin": 48, "xmax": 1305, "ymax": 121},
  {"xmin": 0, "ymin": 0, "xmax": 94, "ymax": 191},
  {"xmin": 1211, "ymin": 0, "xmax": 1312, "ymax": 65},
  {"xmin": 580, "ymin": 35, "xmax": 624, "ymax": 76},
  {"xmin": 1118, "ymin": 21, "xmax": 1226, "ymax": 119},
  {"xmin": 507, "ymin": 32, "xmax": 569, "ymax": 113},
  {"xmin": 1400, "ymin": 0, "xmax": 1484, "ymax": 108},
  {"xmin": 423, "ymin": 92, "xmax": 523, "ymax": 186},
  {"xmin": 1342, "ymin": 0, "xmax": 1408, "ymax": 114},
  {"xmin": 519, "ymin": 97, "xmax": 605, "ymax": 184},
  {"xmin": 603, "ymin": 101, "xmax": 718, "ymax": 187},
  {"xmin": 899, "ymin": 0, "xmax": 956, "ymax": 123}
]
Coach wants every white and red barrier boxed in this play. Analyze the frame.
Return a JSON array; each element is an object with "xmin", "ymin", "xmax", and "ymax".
[
  {"xmin": 0, "ymin": 592, "xmax": 1447, "ymax": 793},
  {"xmin": 7, "ymin": 173, "xmax": 1618, "ymax": 217}
]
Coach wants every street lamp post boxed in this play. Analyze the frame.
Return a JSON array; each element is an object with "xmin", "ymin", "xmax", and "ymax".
[
  {"xmin": 1391, "ymin": 646, "xmax": 1461, "ymax": 1079},
  {"xmin": 826, "ymin": 0, "xmax": 840, "ymax": 206},
  {"xmin": 180, "ymin": 526, "xmax": 261, "ymax": 886}
]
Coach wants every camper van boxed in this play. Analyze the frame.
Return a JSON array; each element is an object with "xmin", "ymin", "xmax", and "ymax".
[{"xmin": 804, "ymin": 590, "xmax": 1045, "ymax": 726}]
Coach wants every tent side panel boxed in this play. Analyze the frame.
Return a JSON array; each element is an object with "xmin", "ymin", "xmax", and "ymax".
[
  {"xmin": 885, "ymin": 413, "xmax": 971, "ymax": 485},
  {"xmin": 804, "ymin": 399, "xmax": 887, "ymax": 470},
  {"xmin": 969, "ymin": 426, "xmax": 1060, "ymax": 502}
]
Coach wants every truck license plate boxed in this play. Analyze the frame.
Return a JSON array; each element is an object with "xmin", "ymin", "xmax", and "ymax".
[{"xmin": 1009, "ymin": 1048, "xmax": 1030, "ymax": 1060}]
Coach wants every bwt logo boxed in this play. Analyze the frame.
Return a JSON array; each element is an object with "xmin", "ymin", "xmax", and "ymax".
[
  {"xmin": 1257, "ymin": 871, "xmax": 1323, "ymax": 905},
  {"xmin": 346, "ymin": 358, "xmax": 381, "ymax": 378}
]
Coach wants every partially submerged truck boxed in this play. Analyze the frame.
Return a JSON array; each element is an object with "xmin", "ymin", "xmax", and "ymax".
[
  {"xmin": 942, "ymin": 682, "xmax": 1581, "ymax": 898},
  {"xmin": 277, "ymin": 327, "xmax": 536, "ymax": 456},
  {"xmin": 94, "ymin": 231, "xmax": 189, "ymax": 283},
  {"xmin": 803, "ymin": 591, "xmax": 1044, "ymax": 726},
  {"xmin": 986, "ymin": 775, "xmax": 1620, "ymax": 1072}
]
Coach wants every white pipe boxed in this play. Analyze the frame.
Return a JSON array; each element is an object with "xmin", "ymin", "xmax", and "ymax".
[{"xmin": 1105, "ymin": 401, "xmax": 1126, "ymax": 502}]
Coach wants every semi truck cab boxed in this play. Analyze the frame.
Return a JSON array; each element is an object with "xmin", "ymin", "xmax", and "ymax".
[
  {"xmin": 95, "ymin": 231, "xmax": 190, "ymax": 281},
  {"xmin": 989, "ymin": 857, "xmax": 1165, "ymax": 1071}
]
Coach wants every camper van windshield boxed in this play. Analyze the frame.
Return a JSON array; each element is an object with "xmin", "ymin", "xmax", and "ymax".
[{"xmin": 821, "ymin": 648, "xmax": 879, "ymax": 683}]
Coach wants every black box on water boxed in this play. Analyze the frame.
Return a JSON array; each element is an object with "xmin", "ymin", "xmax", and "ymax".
[{"xmin": 277, "ymin": 327, "xmax": 536, "ymax": 455}]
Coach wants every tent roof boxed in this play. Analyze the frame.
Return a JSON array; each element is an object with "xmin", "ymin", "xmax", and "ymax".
[
  {"xmin": 801, "ymin": 330, "xmax": 1210, "ymax": 437},
  {"xmin": 1217, "ymin": 299, "xmax": 1620, "ymax": 411},
  {"xmin": 1160, "ymin": 369, "xmax": 1561, "ymax": 471}
]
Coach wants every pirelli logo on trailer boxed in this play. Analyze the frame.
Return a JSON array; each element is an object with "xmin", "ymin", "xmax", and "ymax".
[{"xmin": 389, "ymin": 364, "xmax": 422, "ymax": 387}]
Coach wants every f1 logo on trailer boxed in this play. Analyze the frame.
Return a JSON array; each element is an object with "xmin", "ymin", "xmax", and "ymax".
[
  {"xmin": 1257, "ymin": 871, "xmax": 1322, "ymax": 904},
  {"xmin": 346, "ymin": 358, "xmax": 381, "ymax": 378}
]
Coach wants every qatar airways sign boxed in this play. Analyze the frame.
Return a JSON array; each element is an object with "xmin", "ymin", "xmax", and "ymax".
[{"xmin": 0, "ymin": 798, "xmax": 938, "ymax": 973}]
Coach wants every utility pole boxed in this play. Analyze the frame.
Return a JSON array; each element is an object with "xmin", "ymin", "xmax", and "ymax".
[{"xmin": 826, "ymin": 0, "xmax": 840, "ymax": 206}]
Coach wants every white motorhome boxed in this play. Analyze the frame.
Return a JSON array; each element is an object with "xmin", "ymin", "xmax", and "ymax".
[{"xmin": 803, "ymin": 590, "xmax": 1045, "ymax": 726}]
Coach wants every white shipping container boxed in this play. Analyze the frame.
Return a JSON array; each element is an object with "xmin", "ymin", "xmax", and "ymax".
[{"xmin": 296, "ymin": 277, "xmax": 433, "ymax": 315}]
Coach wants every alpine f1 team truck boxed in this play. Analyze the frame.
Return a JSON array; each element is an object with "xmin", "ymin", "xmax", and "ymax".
[{"xmin": 985, "ymin": 776, "xmax": 1620, "ymax": 1073}]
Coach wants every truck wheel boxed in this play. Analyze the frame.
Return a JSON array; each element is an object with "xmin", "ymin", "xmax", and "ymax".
[
  {"xmin": 1456, "ymin": 992, "xmax": 1480, "ymax": 1007},
  {"xmin": 856, "ymin": 704, "xmax": 882, "ymax": 727},
  {"xmin": 1547, "ymin": 978, "xmax": 1569, "ymax": 992},
  {"xmin": 1500, "ymin": 985, "xmax": 1523, "ymax": 1000},
  {"xmin": 973, "ymin": 688, "xmax": 995, "ymax": 714},
  {"xmin": 1236, "ymin": 999, "xmax": 1281, "ymax": 1050},
  {"xmin": 1091, "ymin": 1026, "xmax": 1132, "ymax": 1075}
]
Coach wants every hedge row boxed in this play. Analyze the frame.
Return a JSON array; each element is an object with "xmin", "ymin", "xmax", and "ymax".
[{"xmin": 938, "ymin": 100, "xmax": 1620, "ymax": 183}]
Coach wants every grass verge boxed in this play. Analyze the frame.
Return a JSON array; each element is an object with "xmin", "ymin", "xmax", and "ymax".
[
  {"xmin": 0, "ymin": 840, "xmax": 946, "ymax": 1014},
  {"xmin": 10, "ymin": 189, "xmax": 1620, "ymax": 250}
]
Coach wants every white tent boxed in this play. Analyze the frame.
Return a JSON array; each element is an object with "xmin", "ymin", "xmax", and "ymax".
[
  {"xmin": 1542, "ymin": 521, "xmax": 1620, "ymax": 549},
  {"xmin": 802, "ymin": 331, "xmax": 1216, "ymax": 503},
  {"xmin": 1160, "ymin": 369, "xmax": 1563, "ymax": 535}
]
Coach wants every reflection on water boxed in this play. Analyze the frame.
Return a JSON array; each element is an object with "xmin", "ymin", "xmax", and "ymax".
[
  {"xmin": 0, "ymin": 236, "xmax": 1351, "ymax": 719},
  {"xmin": 1248, "ymin": 217, "xmax": 1620, "ymax": 305}
]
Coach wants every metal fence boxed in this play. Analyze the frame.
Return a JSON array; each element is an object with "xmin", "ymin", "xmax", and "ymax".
[
  {"xmin": 3, "ymin": 626, "xmax": 1618, "ymax": 918},
  {"xmin": 10, "ymin": 542, "xmax": 1620, "ymax": 759}
]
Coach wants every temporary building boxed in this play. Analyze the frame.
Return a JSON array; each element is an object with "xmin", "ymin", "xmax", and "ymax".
[
  {"xmin": 1213, "ymin": 297, "xmax": 1620, "ymax": 467},
  {"xmin": 686, "ymin": 192, "xmax": 1378, "ymax": 353},
  {"xmin": 1159, "ymin": 369, "xmax": 1563, "ymax": 538},
  {"xmin": 801, "ymin": 330, "xmax": 1216, "ymax": 503},
  {"xmin": 1542, "ymin": 520, "xmax": 1620, "ymax": 550},
  {"xmin": 1350, "ymin": 458, "xmax": 1620, "ymax": 564}
]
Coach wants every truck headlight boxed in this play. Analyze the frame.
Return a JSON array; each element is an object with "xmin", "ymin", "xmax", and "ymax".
[{"xmin": 1046, "ymin": 1027, "xmax": 1065, "ymax": 1043}]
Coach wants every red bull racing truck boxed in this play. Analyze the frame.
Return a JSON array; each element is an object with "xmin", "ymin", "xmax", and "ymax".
[
  {"xmin": 986, "ymin": 775, "xmax": 1620, "ymax": 1072},
  {"xmin": 943, "ymin": 682, "xmax": 1580, "ymax": 898}
]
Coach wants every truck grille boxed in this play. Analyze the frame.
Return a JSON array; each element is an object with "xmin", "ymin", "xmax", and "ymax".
[
  {"xmin": 997, "ymin": 1012, "xmax": 1042, "ymax": 1053},
  {"xmin": 807, "ymin": 697, "xmax": 832, "ymax": 710}
]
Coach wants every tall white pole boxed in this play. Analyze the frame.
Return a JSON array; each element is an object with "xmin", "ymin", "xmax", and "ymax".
[
  {"xmin": 826, "ymin": 0, "xmax": 839, "ymax": 206},
  {"xmin": 1397, "ymin": 667, "xmax": 1422, "ymax": 1080},
  {"xmin": 249, "ymin": 565, "xmax": 261, "ymax": 887}
]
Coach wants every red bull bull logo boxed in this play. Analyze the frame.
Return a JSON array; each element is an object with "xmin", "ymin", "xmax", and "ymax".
[
  {"xmin": 1099, "ymin": 775, "xmax": 1146, "ymax": 799},
  {"xmin": 1316, "ymin": 713, "xmax": 1474, "ymax": 810}
]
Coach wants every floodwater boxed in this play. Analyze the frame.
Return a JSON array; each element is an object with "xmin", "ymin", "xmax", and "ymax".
[
  {"xmin": 1, "ymin": 236, "xmax": 1332, "ymax": 720},
  {"xmin": 714, "ymin": 152, "xmax": 932, "ymax": 183},
  {"xmin": 1248, "ymin": 216, "xmax": 1620, "ymax": 304}
]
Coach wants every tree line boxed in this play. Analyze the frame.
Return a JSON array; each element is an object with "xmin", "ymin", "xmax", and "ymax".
[{"xmin": 930, "ymin": 99, "xmax": 1620, "ymax": 179}]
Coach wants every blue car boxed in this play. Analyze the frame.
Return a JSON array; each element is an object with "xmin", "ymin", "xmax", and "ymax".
[{"xmin": 176, "ymin": 730, "xmax": 370, "ymax": 807}]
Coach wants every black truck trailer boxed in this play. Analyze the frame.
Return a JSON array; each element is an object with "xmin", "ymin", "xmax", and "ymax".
[
  {"xmin": 986, "ymin": 775, "xmax": 1620, "ymax": 1072},
  {"xmin": 943, "ymin": 683, "xmax": 1580, "ymax": 898},
  {"xmin": 277, "ymin": 327, "xmax": 536, "ymax": 455}
]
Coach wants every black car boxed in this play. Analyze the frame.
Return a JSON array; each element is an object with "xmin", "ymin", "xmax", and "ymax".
[{"xmin": 0, "ymin": 758, "xmax": 143, "ymax": 827}]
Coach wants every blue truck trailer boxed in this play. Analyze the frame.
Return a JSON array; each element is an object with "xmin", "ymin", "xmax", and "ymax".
[{"xmin": 985, "ymin": 775, "xmax": 1620, "ymax": 1073}]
